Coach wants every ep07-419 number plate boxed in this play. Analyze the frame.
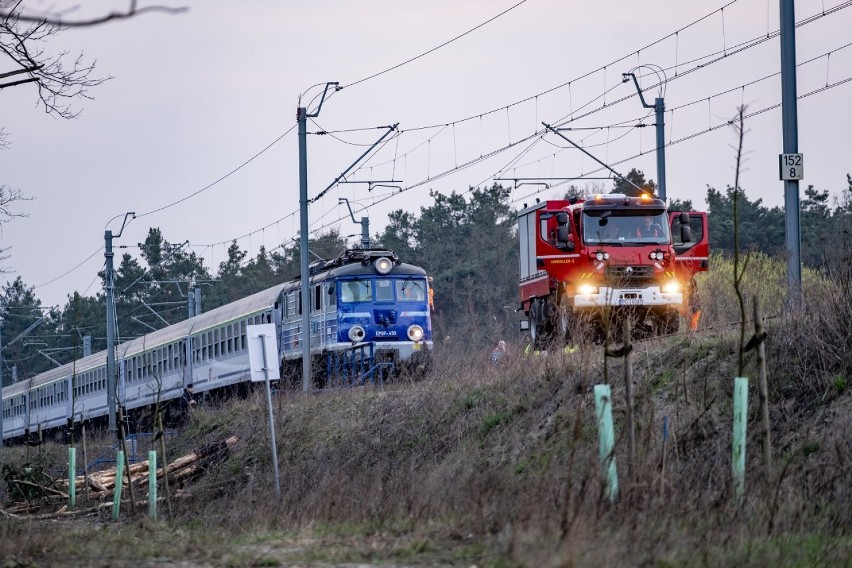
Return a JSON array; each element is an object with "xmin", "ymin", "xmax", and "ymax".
[{"xmin": 619, "ymin": 298, "xmax": 642, "ymax": 306}]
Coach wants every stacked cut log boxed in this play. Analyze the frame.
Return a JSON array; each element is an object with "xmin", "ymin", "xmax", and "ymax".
[
  {"xmin": 66, "ymin": 435, "xmax": 238, "ymax": 496},
  {"xmin": 1, "ymin": 436, "xmax": 238, "ymax": 518}
]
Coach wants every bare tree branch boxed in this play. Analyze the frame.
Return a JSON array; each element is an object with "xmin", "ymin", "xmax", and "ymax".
[
  {"xmin": 0, "ymin": 7, "xmax": 106, "ymax": 118},
  {"xmin": 0, "ymin": 184, "xmax": 31, "ymax": 224},
  {"xmin": 0, "ymin": 1, "xmax": 186, "ymax": 118},
  {"xmin": 0, "ymin": 2, "xmax": 188, "ymax": 28},
  {"xmin": 0, "ymin": 184, "xmax": 31, "ymax": 272}
]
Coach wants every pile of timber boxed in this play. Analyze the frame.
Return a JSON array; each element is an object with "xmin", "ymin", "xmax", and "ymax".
[
  {"xmin": 76, "ymin": 435, "xmax": 238, "ymax": 494},
  {"xmin": 2, "ymin": 436, "xmax": 237, "ymax": 516}
]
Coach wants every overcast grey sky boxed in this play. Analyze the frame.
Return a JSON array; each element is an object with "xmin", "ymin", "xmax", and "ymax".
[{"xmin": 2, "ymin": 0, "xmax": 851, "ymax": 308}]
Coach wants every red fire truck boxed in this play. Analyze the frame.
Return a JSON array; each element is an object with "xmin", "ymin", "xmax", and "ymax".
[{"xmin": 518, "ymin": 193, "xmax": 709, "ymax": 345}]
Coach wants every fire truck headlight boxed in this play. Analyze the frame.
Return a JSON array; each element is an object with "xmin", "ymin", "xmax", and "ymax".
[
  {"xmin": 663, "ymin": 281, "xmax": 680, "ymax": 294},
  {"xmin": 348, "ymin": 325, "xmax": 366, "ymax": 343},
  {"xmin": 649, "ymin": 251, "xmax": 661, "ymax": 260},
  {"xmin": 595, "ymin": 252, "xmax": 604, "ymax": 261},
  {"xmin": 374, "ymin": 257, "xmax": 393, "ymax": 274},
  {"xmin": 578, "ymin": 284, "xmax": 597, "ymax": 296},
  {"xmin": 604, "ymin": 252, "xmax": 610, "ymax": 260},
  {"xmin": 407, "ymin": 324, "xmax": 424, "ymax": 341}
]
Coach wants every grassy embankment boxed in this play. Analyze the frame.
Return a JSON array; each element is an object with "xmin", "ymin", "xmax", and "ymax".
[{"xmin": 1, "ymin": 252, "xmax": 850, "ymax": 567}]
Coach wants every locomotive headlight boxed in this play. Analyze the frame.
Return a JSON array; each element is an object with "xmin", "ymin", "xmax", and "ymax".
[
  {"xmin": 578, "ymin": 284, "xmax": 597, "ymax": 296},
  {"xmin": 407, "ymin": 324, "xmax": 424, "ymax": 341},
  {"xmin": 348, "ymin": 325, "xmax": 366, "ymax": 343},
  {"xmin": 374, "ymin": 257, "xmax": 393, "ymax": 274},
  {"xmin": 663, "ymin": 281, "xmax": 680, "ymax": 293}
]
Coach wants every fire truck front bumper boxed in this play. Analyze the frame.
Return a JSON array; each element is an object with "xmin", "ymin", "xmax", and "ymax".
[{"xmin": 573, "ymin": 286, "xmax": 683, "ymax": 310}]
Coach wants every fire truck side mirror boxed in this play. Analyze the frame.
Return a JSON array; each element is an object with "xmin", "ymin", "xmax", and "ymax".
[
  {"xmin": 678, "ymin": 212, "xmax": 692, "ymax": 243},
  {"xmin": 556, "ymin": 212, "xmax": 569, "ymax": 225},
  {"xmin": 556, "ymin": 226, "xmax": 574, "ymax": 250}
]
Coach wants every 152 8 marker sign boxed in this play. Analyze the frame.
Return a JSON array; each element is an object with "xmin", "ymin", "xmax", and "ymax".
[{"xmin": 779, "ymin": 153, "xmax": 804, "ymax": 181}]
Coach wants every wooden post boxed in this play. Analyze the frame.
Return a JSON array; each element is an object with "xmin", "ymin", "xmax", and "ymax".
[
  {"xmin": 112, "ymin": 450, "xmax": 125, "ymax": 520},
  {"xmin": 623, "ymin": 320, "xmax": 635, "ymax": 481},
  {"xmin": 117, "ymin": 407, "xmax": 137, "ymax": 513},
  {"xmin": 148, "ymin": 451, "xmax": 157, "ymax": 520},
  {"xmin": 732, "ymin": 377, "xmax": 749, "ymax": 501},
  {"xmin": 754, "ymin": 297, "xmax": 772, "ymax": 480},
  {"xmin": 157, "ymin": 414, "xmax": 172, "ymax": 517},
  {"xmin": 659, "ymin": 415, "xmax": 668, "ymax": 495},
  {"xmin": 82, "ymin": 424, "xmax": 90, "ymax": 501},
  {"xmin": 594, "ymin": 384, "xmax": 619, "ymax": 503}
]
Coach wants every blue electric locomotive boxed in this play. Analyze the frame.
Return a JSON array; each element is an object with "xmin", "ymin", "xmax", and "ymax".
[
  {"xmin": 279, "ymin": 248, "xmax": 433, "ymax": 385},
  {"xmin": 0, "ymin": 248, "xmax": 433, "ymax": 443}
]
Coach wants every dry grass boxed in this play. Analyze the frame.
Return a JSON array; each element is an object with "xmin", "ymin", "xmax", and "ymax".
[{"xmin": 1, "ymin": 253, "xmax": 851, "ymax": 566}]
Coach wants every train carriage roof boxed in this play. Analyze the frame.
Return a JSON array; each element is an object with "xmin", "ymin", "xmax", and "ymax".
[
  {"xmin": 281, "ymin": 249, "xmax": 427, "ymax": 289},
  {"xmin": 2, "ymin": 283, "xmax": 288, "ymax": 396}
]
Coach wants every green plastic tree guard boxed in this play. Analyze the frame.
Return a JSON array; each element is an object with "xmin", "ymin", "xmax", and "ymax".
[
  {"xmin": 594, "ymin": 384, "xmax": 619, "ymax": 502},
  {"xmin": 112, "ymin": 450, "xmax": 125, "ymax": 520},
  {"xmin": 732, "ymin": 377, "xmax": 749, "ymax": 501}
]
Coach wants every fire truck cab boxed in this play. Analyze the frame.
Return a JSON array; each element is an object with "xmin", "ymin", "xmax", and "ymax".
[{"xmin": 518, "ymin": 193, "xmax": 709, "ymax": 345}]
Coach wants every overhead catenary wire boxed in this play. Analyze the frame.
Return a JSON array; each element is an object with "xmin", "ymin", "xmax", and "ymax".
[
  {"xmin": 313, "ymin": 60, "xmax": 852, "ymax": 237},
  {"xmin": 309, "ymin": 0, "xmax": 850, "ymax": 236},
  {"xmin": 31, "ymin": 1, "xmax": 850, "ymax": 299},
  {"xmin": 135, "ymin": 124, "xmax": 297, "ymax": 219},
  {"xmin": 341, "ymin": 0, "xmax": 529, "ymax": 90},
  {"xmin": 131, "ymin": 3, "xmax": 852, "ymax": 267},
  {"xmin": 333, "ymin": 23, "xmax": 779, "ymax": 214},
  {"xmin": 342, "ymin": 3, "xmax": 806, "ymax": 187},
  {"xmin": 513, "ymin": 75, "xmax": 852, "ymax": 204},
  {"xmin": 34, "ymin": 247, "xmax": 104, "ymax": 289},
  {"xmin": 318, "ymin": 0, "xmax": 758, "ymax": 181}
]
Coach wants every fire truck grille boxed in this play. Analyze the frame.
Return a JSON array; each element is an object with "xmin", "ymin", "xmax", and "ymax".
[{"xmin": 605, "ymin": 265, "xmax": 654, "ymax": 284}]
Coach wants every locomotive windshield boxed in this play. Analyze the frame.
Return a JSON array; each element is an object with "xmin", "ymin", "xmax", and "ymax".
[
  {"xmin": 396, "ymin": 279, "xmax": 426, "ymax": 301},
  {"xmin": 340, "ymin": 279, "xmax": 372, "ymax": 302},
  {"xmin": 340, "ymin": 278, "xmax": 428, "ymax": 303},
  {"xmin": 582, "ymin": 210, "xmax": 670, "ymax": 245},
  {"xmin": 375, "ymin": 279, "xmax": 394, "ymax": 302}
]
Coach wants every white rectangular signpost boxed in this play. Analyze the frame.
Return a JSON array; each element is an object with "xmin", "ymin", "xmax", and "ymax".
[{"xmin": 247, "ymin": 323, "xmax": 281, "ymax": 499}]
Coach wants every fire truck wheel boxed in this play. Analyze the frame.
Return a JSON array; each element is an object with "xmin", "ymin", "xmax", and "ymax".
[
  {"xmin": 529, "ymin": 300, "xmax": 542, "ymax": 346},
  {"xmin": 662, "ymin": 311, "xmax": 680, "ymax": 335},
  {"xmin": 557, "ymin": 295, "xmax": 573, "ymax": 340}
]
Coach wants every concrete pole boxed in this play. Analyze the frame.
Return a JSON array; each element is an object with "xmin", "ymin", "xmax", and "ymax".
[
  {"xmin": 105, "ymin": 230, "xmax": 117, "ymax": 432},
  {"xmin": 360, "ymin": 217, "xmax": 370, "ymax": 249},
  {"xmin": 194, "ymin": 287, "xmax": 201, "ymax": 316},
  {"xmin": 780, "ymin": 0, "xmax": 802, "ymax": 300},
  {"xmin": 298, "ymin": 106, "xmax": 312, "ymax": 392},
  {"xmin": 654, "ymin": 97, "xmax": 667, "ymax": 202},
  {"xmin": 187, "ymin": 287, "xmax": 195, "ymax": 318}
]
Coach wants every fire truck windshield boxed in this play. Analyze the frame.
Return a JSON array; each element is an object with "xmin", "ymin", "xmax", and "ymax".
[{"xmin": 582, "ymin": 211, "xmax": 670, "ymax": 245}]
